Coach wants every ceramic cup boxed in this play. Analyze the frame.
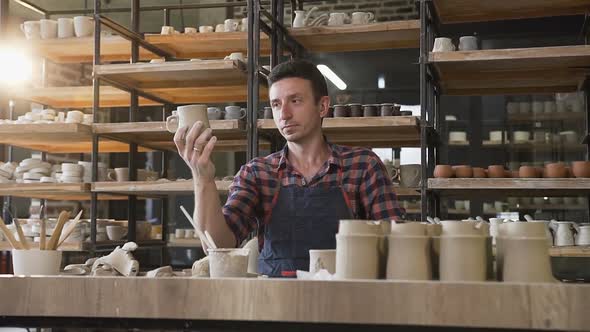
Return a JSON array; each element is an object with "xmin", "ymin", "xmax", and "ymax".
[
  {"xmin": 208, "ymin": 248, "xmax": 250, "ymax": 277},
  {"xmin": 263, "ymin": 106, "xmax": 273, "ymax": 119},
  {"xmin": 241, "ymin": 18, "xmax": 248, "ymax": 32},
  {"xmin": 207, "ymin": 107, "xmax": 224, "ymax": 120},
  {"xmin": 333, "ymin": 104, "xmax": 350, "ymax": 117},
  {"xmin": 500, "ymin": 237, "xmax": 555, "ymax": 283},
  {"xmin": 174, "ymin": 229, "xmax": 186, "ymax": 239},
  {"xmin": 225, "ymin": 106, "xmax": 246, "ymax": 120},
  {"xmin": 399, "ymin": 164, "xmax": 421, "ymax": 188},
  {"xmin": 351, "ymin": 12, "xmax": 374, "ymax": 25},
  {"xmin": 335, "ymin": 234, "xmax": 379, "ymax": 279},
  {"xmin": 458, "ymin": 36, "xmax": 478, "ymax": 51},
  {"xmin": 57, "ymin": 18, "xmax": 75, "ymax": 38},
  {"xmin": 386, "ymin": 235, "xmax": 432, "ymax": 280},
  {"xmin": 184, "ymin": 27, "xmax": 197, "ymax": 34},
  {"xmin": 106, "ymin": 225, "xmax": 127, "ymax": 241},
  {"xmin": 513, "ymin": 131, "xmax": 530, "ymax": 143},
  {"xmin": 380, "ymin": 103, "xmax": 399, "ymax": 117},
  {"xmin": 40, "ymin": 19, "xmax": 58, "ymax": 39},
  {"xmin": 66, "ymin": 110, "xmax": 84, "ymax": 123},
  {"xmin": 215, "ymin": 24, "xmax": 225, "ymax": 32},
  {"xmin": 74, "ymin": 16, "xmax": 94, "ymax": 37},
  {"xmin": 363, "ymin": 104, "xmax": 378, "ymax": 117},
  {"xmin": 449, "ymin": 131, "xmax": 467, "ymax": 142},
  {"xmin": 20, "ymin": 20, "xmax": 41, "ymax": 40},
  {"xmin": 108, "ymin": 167, "xmax": 129, "ymax": 182},
  {"xmin": 199, "ymin": 25, "xmax": 214, "ymax": 33},
  {"xmin": 309, "ymin": 249, "xmax": 336, "ymax": 274},
  {"xmin": 328, "ymin": 12, "xmax": 348, "ymax": 26},
  {"xmin": 161, "ymin": 25, "xmax": 174, "ymax": 35},
  {"xmin": 432, "ymin": 37, "xmax": 455, "ymax": 52},
  {"xmin": 225, "ymin": 52, "xmax": 245, "ymax": 62},
  {"xmin": 224, "ymin": 19, "xmax": 240, "ymax": 32},
  {"xmin": 348, "ymin": 103, "xmax": 363, "ymax": 117},
  {"xmin": 12, "ymin": 249, "xmax": 62, "ymax": 275},
  {"xmin": 166, "ymin": 104, "xmax": 210, "ymax": 133},
  {"xmin": 439, "ymin": 235, "xmax": 487, "ymax": 281}
]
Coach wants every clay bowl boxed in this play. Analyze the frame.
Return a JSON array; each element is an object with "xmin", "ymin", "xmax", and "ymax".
[
  {"xmin": 572, "ymin": 161, "xmax": 590, "ymax": 178},
  {"xmin": 519, "ymin": 166, "xmax": 539, "ymax": 178},
  {"xmin": 544, "ymin": 163, "xmax": 568, "ymax": 178},
  {"xmin": 434, "ymin": 165, "xmax": 454, "ymax": 178},
  {"xmin": 472, "ymin": 167, "xmax": 487, "ymax": 178},
  {"xmin": 453, "ymin": 165, "xmax": 473, "ymax": 178},
  {"xmin": 487, "ymin": 165, "xmax": 506, "ymax": 178}
]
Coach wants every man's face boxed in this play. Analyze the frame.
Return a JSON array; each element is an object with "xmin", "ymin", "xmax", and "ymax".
[{"xmin": 269, "ymin": 77, "xmax": 327, "ymax": 143}]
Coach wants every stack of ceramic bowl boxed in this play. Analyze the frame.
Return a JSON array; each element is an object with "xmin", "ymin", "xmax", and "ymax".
[
  {"xmin": 15, "ymin": 158, "xmax": 52, "ymax": 183},
  {"xmin": 496, "ymin": 220, "xmax": 555, "ymax": 282},
  {"xmin": 59, "ymin": 163, "xmax": 83, "ymax": 183},
  {"xmin": 78, "ymin": 161, "xmax": 107, "ymax": 182},
  {"xmin": 387, "ymin": 222, "xmax": 438, "ymax": 280},
  {"xmin": 0, "ymin": 162, "xmax": 16, "ymax": 183},
  {"xmin": 438, "ymin": 220, "xmax": 491, "ymax": 281},
  {"xmin": 335, "ymin": 219, "xmax": 389, "ymax": 279}
]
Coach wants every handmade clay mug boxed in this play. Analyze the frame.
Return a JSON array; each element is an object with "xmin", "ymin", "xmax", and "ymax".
[
  {"xmin": 572, "ymin": 161, "xmax": 590, "ymax": 178},
  {"xmin": 166, "ymin": 104, "xmax": 210, "ymax": 133},
  {"xmin": 74, "ymin": 16, "xmax": 93, "ymax": 37},
  {"xmin": 499, "ymin": 237, "xmax": 555, "ymax": 283},
  {"xmin": 399, "ymin": 164, "xmax": 421, "ymax": 188},
  {"xmin": 20, "ymin": 20, "xmax": 41, "ymax": 40},
  {"xmin": 432, "ymin": 37, "xmax": 455, "ymax": 52},
  {"xmin": 106, "ymin": 225, "xmax": 127, "ymax": 241},
  {"xmin": 40, "ymin": 19, "xmax": 58, "ymax": 39},
  {"xmin": 263, "ymin": 106, "xmax": 273, "ymax": 119},
  {"xmin": 224, "ymin": 19, "xmax": 240, "ymax": 32},
  {"xmin": 458, "ymin": 36, "xmax": 478, "ymax": 51},
  {"xmin": 328, "ymin": 12, "xmax": 348, "ymax": 26},
  {"xmin": 107, "ymin": 167, "xmax": 129, "ymax": 182},
  {"xmin": 225, "ymin": 106, "xmax": 246, "ymax": 120},
  {"xmin": 207, "ymin": 107, "xmax": 224, "ymax": 120},
  {"xmin": 348, "ymin": 103, "xmax": 363, "ymax": 117},
  {"xmin": 58, "ymin": 18, "xmax": 75, "ymax": 39},
  {"xmin": 308, "ymin": 249, "xmax": 336, "ymax": 274},
  {"xmin": 215, "ymin": 24, "xmax": 225, "ymax": 32},
  {"xmin": 351, "ymin": 11, "xmax": 374, "ymax": 25},
  {"xmin": 386, "ymin": 235, "xmax": 431, "ymax": 280},
  {"xmin": 161, "ymin": 25, "xmax": 174, "ymax": 35},
  {"xmin": 575, "ymin": 223, "xmax": 590, "ymax": 245},
  {"xmin": 362, "ymin": 104, "xmax": 378, "ymax": 117},
  {"xmin": 335, "ymin": 234, "xmax": 379, "ymax": 279},
  {"xmin": 199, "ymin": 25, "xmax": 214, "ymax": 33},
  {"xmin": 333, "ymin": 104, "xmax": 350, "ymax": 117},
  {"xmin": 439, "ymin": 235, "xmax": 487, "ymax": 281}
]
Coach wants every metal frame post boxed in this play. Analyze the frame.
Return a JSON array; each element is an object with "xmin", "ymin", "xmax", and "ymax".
[
  {"xmin": 247, "ymin": 0, "xmax": 261, "ymax": 160},
  {"xmin": 90, "ymin": 0, "xmax": 102, "ymax": 247},
  {"xmin": 127, "ymin": 0, "xmax": 140, "ymax": 243},
  {"xmin": 419, "ymin": 0, "xmax": 429, "ymax": 222}
]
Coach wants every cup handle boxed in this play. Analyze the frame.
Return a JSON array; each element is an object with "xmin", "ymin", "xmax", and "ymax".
[
  {"xmin": 233, "ymin": 21, "xmax": 240, "ymax": 30},
  {"xmin": 165, "ymin": 114, "xmax": 178, "ymax": 133},
  {"xmin": 240, "ymin": 108, "xmax": 247, "ymax": 119},
  {"xmin": 367, "ymin": 13, "xmax": 374, "ymax": 22},
  {"xmin": 107, "ymin": 170, "xmax": 116, "ymax": 181}
]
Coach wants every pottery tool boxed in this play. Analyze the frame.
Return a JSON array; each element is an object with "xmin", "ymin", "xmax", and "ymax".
[
  {"xmin": 13, "ymin": 219, "xmax": 30, "ymax": 250},
  {"xmin": 204, "ymin": 230, "xmax": 217, "ymax": 249},
  {"xmin": 46, "ymin": 210, "xmax": 71, "ymax": 250},
  {"xmin": 0, "ymin": 217, "xmax": 22, "ymax": 249},
  {"xmin": 179, "ymin": 205, "xmax": 213, "ymax": 249},
  {"xmin": 39, "ymin": 219, "xmax": 46, "ymax": 250},
  {"xmin": 56, "ymin": 210, "xmax": 84, "ymax": 249}
]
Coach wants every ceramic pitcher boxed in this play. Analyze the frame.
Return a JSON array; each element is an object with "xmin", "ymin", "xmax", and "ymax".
[
  {"xmin": 550, "ymin": 221, "xmax": 576, "ymax": 246},
  {"xmin": 574, "ymin": 223, "xmax": 590, "ymax": 246},
  {"xmin": 292, "ymin": 7, "xmax": 318, "ymax": 27}
]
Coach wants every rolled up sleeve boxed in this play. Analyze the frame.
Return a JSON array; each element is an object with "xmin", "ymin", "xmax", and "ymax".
[
  {"xmin": 359, "ymin": 153, "xmax": 404, "ymax": 221},
  {"xmin": 223, "ymin": 163, "xmax": 260, "ymax": 246}
]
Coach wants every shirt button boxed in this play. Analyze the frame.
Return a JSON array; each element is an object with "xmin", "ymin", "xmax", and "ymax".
[{"xmin": 302, "ymin": 179, "xmax": 306, "ymax": 185}]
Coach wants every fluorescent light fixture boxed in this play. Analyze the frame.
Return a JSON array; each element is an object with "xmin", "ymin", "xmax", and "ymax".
[
  {"xmin": 0, "ymin": 47, "xmax": 32, "ymax": 85},
  {"xmin": 378, "ymin": 74, "xmax": 385, "ymax": 89},
  {"xmin": 316, "ymin": 64, "xmax": 347, "ymax": 90}
]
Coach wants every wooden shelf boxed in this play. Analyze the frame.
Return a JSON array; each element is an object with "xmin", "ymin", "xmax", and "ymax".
[
  {"xmin": 482, "ymin": 141, "xmax": 587, "ymax": 152},
  {"xmin": 290, "ymin": 20, "xmax": 419, "ymax": 52},
  {"xmin": 0, "ymin": 182, "xmax": 129, "ymax": 201},
  {"xmin": 433, "ymin": 0, "xmax": 590, "ymax": 24},
  {"xmin": 392, "ymin": 187, "xmax": 420, "ymax": 197},
  {"xmin": 29, "ymin": 36, "xmax": 155, "ymax": 64},
  {"xmin": 429, "ymin": 45, "xmax": 590, "ymax": 95},
  {"xmin": 92, "ymin": 179, "xmax": 231, "ymax": 196},
  {"xmin": 93, "ymin": 120, "xmax": 257, "ymax": 152},
  {"xmin": 515, "ymin": 204, "xmax": 587, "ymax": 211},
  {"xmin": 0, "ymin": 123, "xmax": 143, "ymax": 153},
  {"xmin": 167, "ymin": 237, "xmax": 202, "ymax": 248},
  {"xmin": 258, "ymin": 116, "xmax": 420, "ymax": 148},
  {"xmin": 0, "ymin": 240, "xmax": 85, "ymax": 251},
  {"xmin": 507, "ymin": 112, "xmax": 586, "ymax": 123},
  {"xmin": 95, "ymin": 59, "xmax": 268, "ymax": 103},
  {"xmin": 428, "ymin": 178, "xmax": 590, "ymax": 196},
  {"xmin": 550, "ymin": 246, "xmax": 590, "ymax": 257}
]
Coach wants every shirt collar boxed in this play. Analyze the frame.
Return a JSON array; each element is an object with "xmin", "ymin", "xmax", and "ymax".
[{"xmin": 277, "ymin": 138, "xmax": 342, "ymax": 171}]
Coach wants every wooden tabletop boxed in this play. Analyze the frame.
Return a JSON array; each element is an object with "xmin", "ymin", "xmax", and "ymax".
[{"xmin": 0, "ymin": 276, "xmax": 588, "ymax": 330}]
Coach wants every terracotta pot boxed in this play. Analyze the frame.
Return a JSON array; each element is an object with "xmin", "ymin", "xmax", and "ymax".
[
  {"xmin": 572, "ymin": 161, "xmax": 590, "ymax": 178},
  {"xmin": 519, "ymin": 166, "xmax": 538, "ymax": 178},
  {"xmin": 453, "ymin": 165, "xmax": 473, "ymax": 178},
  {"xmin": 472, "ymin": 167, "xmax": 487, "ymax": 178},
  {"xmin": 487, "ymin": 165, "xmax": 505, "ymax": 178},
  {"xmin": 544, "ymin": 163, "xmax": 567, "ymax": 178},
  {"xmin": 434, "ymin": 165, "xmax": 454, "ymax": 178}
]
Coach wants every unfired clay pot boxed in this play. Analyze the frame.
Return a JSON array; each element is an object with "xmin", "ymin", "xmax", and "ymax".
[
  {"xmin": 335, "ymin": 234, "xmax": 379, "ymax": 279},
  {"xmin": 487, "ymin": 165, "xmax": 505, "ymax": 178},
  {"xmin": 386, "ymin": 235, "xmax": 432, "ymax": 280},
  {"xmin": 519, "ymin": 166, "xmax": 539, "ymax": 178},
  {"xmin": 472, "ymin": 167, "xmax": 487, "ymax": 178},
  {"xmin": 544, "ymin": 163, "xmax": 567, "ymax": 178},
  {"xmin": 439, "ymin": 235, "xmax": 487, "ymax": 282},
  {"xmin": 572, "ymin": 161, "xmax": 590, "ymax": 178},
  {"xmin": 434, "ymin": 165, "xmax": 454, "ymax": 178},
  {"xmin": 500, "ymin": 237, "xmax": 555, "ymax": 283},
  {"xmin": 453, "ymin": 165, "xmax": 473, "ymax": 178}
]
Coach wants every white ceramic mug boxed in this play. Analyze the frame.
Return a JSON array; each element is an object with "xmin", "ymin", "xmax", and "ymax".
[
  {"xmin": 309, "ymin": 249, "xmax": 336, "ymax": 274},
  {"xmin": 458, "ymin": 36, "xmax": 478, "ymax": 51},
  {"xmin": 225, "ymin": 52, "xmax": 245, "ymax": 62},
  {"xmin": 207, "ymin": 107, "xmax": 224, "ymax": 120},
  {"xmin": 66, "ymin": 110, "xmax": 84, "ymax": 123},
  {"xmin": 74, "ymin": 16, "xmax": 94, "ymax": 37},
  {"xmin": 328, "ymin": 12, "xmax": 348, "ymax": 26},
  {"xmin": 208, "ymin": 248, "xmax": 250, "ymax": 277},
  {"xmin": 20, "ymin": 20, "xmax": 41, "ymax": 40},
  {"xmin": 240, "ymin": 17, "xmax": 248, "ymax": 31},
  {"xmin": 166, "ymin": 104, "xmax": 210, "ymax": 133},
  {"xmin": 184, "ymin": 27, "xmax": 197, "ymax": 34},
  {"xmin": 12, "ymin": 249, "xmax": 62, "ymax": 275},
  {"xmin": 225, "ymin": 106, "xmax": 246, "ymax": 120},
  {"xmin": 40, "ymin": 19, "xmax": 58, "ymax": 39},
  {"xmin": 224, "ymin": 19, "xmax": 240, "ymax": 32},
  {"xmin": 351, "ymin": 12, "xmax": 374, "ymax": 25},
  {"xmin": 199, "ymin": 25, "xmax": 214, "ymax": 33},
  {"xmin": 106, "ymin": 225, "xmax": 127, "ymax": 241},
  {"xmin": 57, "ymin": 18, "xmax": 75, "ymax": 38},
  {"xmin": 108, "ymin": 167, "xmax": 129, "ymax": 182},
  {"xmin": 432, "ymin": 37, "xmax": 455, "ymax": 52},
  {"xmin": 513, "ymin": 131, "xmax": 530, "ymax": 143},
  {"xmin": 161, "ymin": 25, "xmax": 174, "ymax": 35},
  {"xmin": 215, "ymin": 24, "xmax": 225, "ymax": 32}
]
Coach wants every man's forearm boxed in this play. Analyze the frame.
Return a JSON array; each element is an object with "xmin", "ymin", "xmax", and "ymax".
[{"xmin": 193, "ymin": 178, "xmax": 237, "ymax": 249}]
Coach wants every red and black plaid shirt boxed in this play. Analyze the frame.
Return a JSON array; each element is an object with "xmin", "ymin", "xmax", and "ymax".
[{"xmin": 223, "ymin": 143, "xmax": 404, "ymax": 246}]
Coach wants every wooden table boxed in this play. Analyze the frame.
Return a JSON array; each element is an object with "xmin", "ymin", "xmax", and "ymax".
[{"xmin": 0, "ymin": 276, "xmax": 588, "ymax": 331}]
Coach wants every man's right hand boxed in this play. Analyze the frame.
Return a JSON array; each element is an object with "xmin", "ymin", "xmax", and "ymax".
[{"xmin": 173, "ymin": 121, "xmax": 218, "ymax": 182}]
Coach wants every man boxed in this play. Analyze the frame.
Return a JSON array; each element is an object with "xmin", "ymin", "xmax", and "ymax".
[{"xmin": 174, "ymin": 59, "xmax": 402, "ymax": 277}]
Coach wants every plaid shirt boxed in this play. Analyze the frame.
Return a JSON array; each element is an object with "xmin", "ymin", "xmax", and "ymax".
[{"xmin": 223, "ymin": 143, "xmax": 404, "ymax": 246}]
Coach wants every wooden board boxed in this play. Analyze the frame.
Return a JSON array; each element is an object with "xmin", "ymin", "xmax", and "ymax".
[
  {"xmin": 433, "ymin": 0, "xmax": 590, "ymax": 24},
  {"xmin": 482, "ymin": 141, "xmax": 587, "ymax": 152},
  {"xmin": 146, "ymin": 32, "xmax": 271, "ymax": 59},
  {"xmin": 15, "ymin": 86, "xmax": 160, "ymax": 108},
  {"xmin": 392, "ymin": 187, "xmax": 420, "ymax": 197},
  {"xmin": 428, "ymin": 178, "xmax": 590, "ymax": 196},
  {"xmin": 0, "ymin": 240, "xmax": 85, "ymax": 251},
  {"xmin": 92, "ymin": 179, "xmax": 231, "ymax": 195},
  {"xmin": 167, "ymin": 237, "xmax": 202, "ymax": 248},
  {"xmin": 290, "ymin": 20, "xmax": 419, "ymax": 52},
  {"xmin": 0, "ymin": 123, "xmax": 142, "ymax": 153},
  {"xmin": 550, "ymin": 246, "xmax": 590, "ymax": 257},
  {"xmin": 29, "ymin": 36, "xmax": 155, "ymax": 64},
  {"xmin": 0, "ymin": 182, "xmax": 126, "ymax": 201},
  {"xmin": 258, "ymin": 116, "xmax": 420, "ymax": 148},
  {"xmin": 0, "ymin": 277, "xmax": 589, "ymax": 331},
  {"xmin": 507, "ymin": 111, "xmax": 586, "ymax": 123},
  {"xmin": 429, "ymin": 45, "xmax": 590, "ymax": 95}
]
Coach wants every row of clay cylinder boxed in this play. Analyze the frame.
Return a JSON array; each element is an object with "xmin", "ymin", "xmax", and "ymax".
[{"xmin": 329, "ymin": 219, "xmax": 554, "ymax": 282}]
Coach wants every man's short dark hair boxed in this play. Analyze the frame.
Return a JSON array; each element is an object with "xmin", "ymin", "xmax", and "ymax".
[{"xmin": 267, "ymin": 59, "xmax": 328, "ymax": 103}]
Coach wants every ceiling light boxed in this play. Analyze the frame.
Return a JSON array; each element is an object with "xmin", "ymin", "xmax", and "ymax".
[{"xmin": 317, "ymin": 64, "xmax": 347, "ymax": 90}]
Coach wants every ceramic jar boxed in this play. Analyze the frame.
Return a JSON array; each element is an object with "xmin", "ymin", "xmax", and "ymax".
[
  {"xmin": 362, "ymin": 104, "xmax": 378, "ymax": 117},
  {"xmin": 500, "ymin": 237, "xmax": 555, "ymax": 283},
  {"xmin": 348, "ymin": 103, "xmax": 363, "ymax": 117},
  {"xmin": 333, "ymin": 104, "xmax": 349, "ymax": 117},
  {"xmin": 439, "ymin": 235, "xmax": 487, "ymax": 281},
  {"xmin": 335, "ymin": 234, "xmax": 379, "ymax": 279},
  {"xmin": 386, "ymin": 235, "xmax": 432, "ymax": 280}
]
